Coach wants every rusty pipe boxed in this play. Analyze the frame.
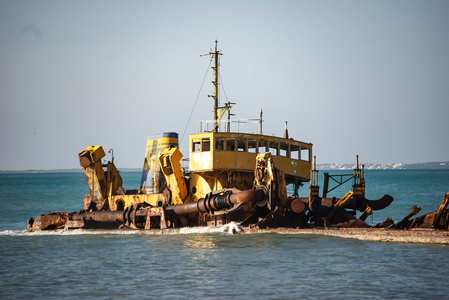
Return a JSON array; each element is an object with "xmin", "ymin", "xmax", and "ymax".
[
  {"xmin": 71, "ymin": 211, "xmax": 124, "ymax": 222},
  {"xmin": 167, "ymin": 201, "xmax": 201, "ymax": 215},
  {"xmin": 343, "ymin": 194, "xmax": 394, "ymax": 211},
  {"xmin": 229, "ymin": 189, "xmax": 265, "ymax": 204},
  {"xmin": 365, "ymin": 195, "xmax": 394, "ymax": 210},
  {"xmin": 309, "ymin": 197, "xmax": 322, "ymax": 212},
  {"xmin": 288, "ymin": 198, "xmax": 306, "ymax": 214},
  {"xmin": 285, "ymin": 197, "xmax": 322, "ymax": 213},
  {"xmin": 167, "ymin": 189, "xmax": 266, "ymax": 216}
]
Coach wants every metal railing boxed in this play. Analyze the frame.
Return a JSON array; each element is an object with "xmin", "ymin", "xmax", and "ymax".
[{"xmin": 197, "ymin": 119, "xmax": 261, "ymax": 134}]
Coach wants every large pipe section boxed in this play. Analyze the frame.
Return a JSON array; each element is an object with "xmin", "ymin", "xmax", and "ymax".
[
  {"xmin": 287, "ymin": 197, "xmax": 321, "ymax": 213},
  {"xmin": 343, "ymin": 195, "xmax": 394, "ymax": 211},
  {"xmin": 166, "ymin": 189, "xmax": 266, "ymax": 216},
  {"xmin": 70, "ymin": 211, "xmax": 124, "ymax": 223}
]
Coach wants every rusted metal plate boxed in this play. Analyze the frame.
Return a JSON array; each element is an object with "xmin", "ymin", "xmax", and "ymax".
[{"xmin": 27, "ymin": 212, "xmax": 68, "ymax": 232}]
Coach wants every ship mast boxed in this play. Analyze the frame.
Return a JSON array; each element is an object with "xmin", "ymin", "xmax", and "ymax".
[
  {"xmin": 206, "ymin": 40, "xmax": 222, "ymax": 132},
  {"xmin": 213, "ymin": 41, "xmax": 219, "ymax": 128}
]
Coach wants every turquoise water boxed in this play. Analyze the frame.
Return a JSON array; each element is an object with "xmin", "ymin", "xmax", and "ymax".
[{"xmin": 1, "ymin": 170, "xmax": 448, "ymax": 299}]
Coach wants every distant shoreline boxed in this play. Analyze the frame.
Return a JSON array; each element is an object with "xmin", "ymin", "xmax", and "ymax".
[
  {"xmin": 1, "ymin": 161, "xmax": 448, "ymax": 174},
  {"xmin": 316, "ymin": 161, "xmax": 449, "ymax": 171},
  {"xmin": 0, "ymin": 168, "xmax": 140, "ymax": 174}
]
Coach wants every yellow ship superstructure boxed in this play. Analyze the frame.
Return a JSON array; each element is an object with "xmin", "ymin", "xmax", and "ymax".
[{"xmin": 189, "ymin": 131, "xmax": 312, "ymax": 194}]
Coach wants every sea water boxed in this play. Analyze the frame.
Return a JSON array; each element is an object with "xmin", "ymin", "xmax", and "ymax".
[{"xmin": 1, "ymin": 170, "xmax": 448, "ymax": 299}]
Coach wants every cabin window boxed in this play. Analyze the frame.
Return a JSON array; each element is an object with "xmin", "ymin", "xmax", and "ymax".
[
  {"xmin": 259, "ymin": 140, "xmax": 268, "ymax": 153},
  {"xmin": 202, "ymin": 138, "xmax": 210, "ymax": 152},
  {"xmin": 280, "ymin": 143, "xmax": 289, "ymax": 157},
  {"xmin": 237, "ymin": 139, "xmax": 246, "ymax": 152},
  {"xmin": 291, "ymin": 145, "xmax": 300, "ymax": 160},
  {"xmin": 248, "ymin": 139, "xmax": 257, "ymax": 153},
  {"xmin": 226, "ymin": 138, "xmax": 236, "ymax": 151},
  {"xmin": 192, "ymin": 140, "xmax": 201, "ymax": 152},
  {"xmin": 215, "ymin": 138, "xmax": 225, "ymax": 151},
  {"xmin": 269, "ymin": 142, "xmax": 279, "ymax": 156},
  {"xmin": 301, "ymin": 147, "xmax": 310, "ymax": 162}
]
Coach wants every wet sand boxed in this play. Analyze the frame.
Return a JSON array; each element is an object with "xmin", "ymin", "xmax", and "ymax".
[{"xmin": 255, "ymin": 228, "xmax": 449, "ymax": 244}]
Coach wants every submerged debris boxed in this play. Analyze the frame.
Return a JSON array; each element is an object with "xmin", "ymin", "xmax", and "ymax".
[{"xmin": 393, "ymin": 194, "xmax": 449, "ymax": 230}]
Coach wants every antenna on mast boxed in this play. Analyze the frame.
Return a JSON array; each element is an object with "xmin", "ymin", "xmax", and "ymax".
[{"xmin": 225, "ymin": 101, "xmax": 236, "ymax": 132}]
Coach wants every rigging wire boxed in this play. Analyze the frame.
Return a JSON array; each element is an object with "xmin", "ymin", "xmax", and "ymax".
[{"xmin": 180, "ymin": 57, "xmax": 213, "ymax": 147}]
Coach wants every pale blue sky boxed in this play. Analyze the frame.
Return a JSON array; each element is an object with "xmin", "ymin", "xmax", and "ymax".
[{"xmin": 1, "ymin": 0, "xmax": 448, "ymax": 170}]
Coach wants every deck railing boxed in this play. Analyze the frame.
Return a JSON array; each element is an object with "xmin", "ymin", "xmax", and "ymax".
[{"xmin": 197, "ymin": 119, "xmax": 261, "ymax": 134}]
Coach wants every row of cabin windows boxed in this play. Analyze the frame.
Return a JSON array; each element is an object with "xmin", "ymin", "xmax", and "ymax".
[{"xmin": 192, "ymin": 137, "xmax": 310, "ymax": 162}]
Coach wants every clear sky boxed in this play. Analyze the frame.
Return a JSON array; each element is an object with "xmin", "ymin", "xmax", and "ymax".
[{"xmin": 1, "ymin": 0, "xmax": 448, "ymax": 170}]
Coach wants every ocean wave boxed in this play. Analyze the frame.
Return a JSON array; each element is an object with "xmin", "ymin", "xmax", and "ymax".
[
  {"xmin": 0, "ymin": 222, "xmax": 243, "ymax": 237},
  {"xmin": 0, "ymin": 229, "xmax": 26, "ymax": 236}
]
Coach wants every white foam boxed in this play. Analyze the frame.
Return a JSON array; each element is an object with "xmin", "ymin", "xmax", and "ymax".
[
  {"xmin": 0, "ymin": 230, "xmax": 25, "ymax": 236},
  {"xmin": 178, "ymin": 222, "xmax": 242, "ymax": 235},
  {"xmin": 0, "ymin": 222, "xmax": 243, "ymax": 236}
]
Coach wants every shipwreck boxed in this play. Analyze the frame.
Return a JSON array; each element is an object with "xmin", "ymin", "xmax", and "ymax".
[{"xmin": 27, "ymin": 41, "xmax": 449, "ymax": 233}]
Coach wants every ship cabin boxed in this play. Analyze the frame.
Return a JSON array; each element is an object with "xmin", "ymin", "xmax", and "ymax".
[
  {"xmin": 189, "ymin": 128, "xmax": 313, "ymax": 189},
  {"xmin": 186, "ymin": 41, "xmax": 312, "ymax": 193}
]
